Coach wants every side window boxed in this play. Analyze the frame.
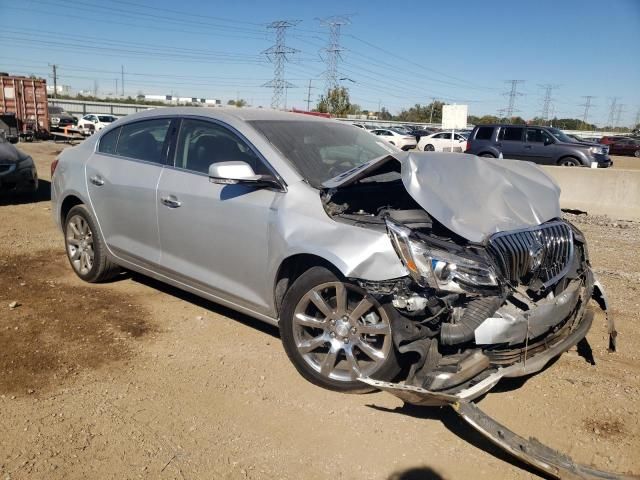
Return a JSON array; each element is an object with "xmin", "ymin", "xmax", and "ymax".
[
  {"xmin": 526, "ymin": 128, "xmax": 545, "ymax": 143},
  {"xmin": 475, "ymin": 127, "xmax": 493, "ymax": 140},
  {"xmin": 499, "ymin": 127, "xmax": 524, "ymax": 142},
  {"xmin": 175, "ymin": 118, "xmax": 269, "ymax": 176},
  {"xmin": 97, "ymin": 127, "xmax": 120, "ymax": 154},
  {"xmin": 115, "ymin": 118, "xmax": 171, "ymax": 163}
]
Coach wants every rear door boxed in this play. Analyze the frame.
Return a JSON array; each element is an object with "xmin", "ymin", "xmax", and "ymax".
[
  {"xmin": 497, "ymin": 126, "xmax": 526, "ymax": 159},
  {"xmin": 86, "ymin": 117, "xmax": 175, "ymax": 267}
]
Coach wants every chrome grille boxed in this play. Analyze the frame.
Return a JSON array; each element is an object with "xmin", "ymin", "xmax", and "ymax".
[{"xmin": 488, "ymin": 221, "xmax": 574, "ymax": 288}]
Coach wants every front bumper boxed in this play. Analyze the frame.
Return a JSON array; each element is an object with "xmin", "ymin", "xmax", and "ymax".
[{"xmin": 361, "ymin": 276, "xmax": 613, "ymax": 406}]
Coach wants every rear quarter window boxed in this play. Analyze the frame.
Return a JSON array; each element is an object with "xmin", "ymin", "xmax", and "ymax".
[
  {"xmin": 97, "ymin": 127, "xmax": 120, "ymax": 154},
  {"xmin": 474, "ymin": 126, "xmax": 493, "ymax": 140},
  {"xmin": 499, "ymin": 127, "xmax": 524, "ymax": 142}
]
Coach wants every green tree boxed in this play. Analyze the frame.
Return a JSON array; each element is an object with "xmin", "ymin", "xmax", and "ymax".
[
  {"xmin": 227, "ymin": 99, "xmax": 247, "ymax": 107},
  {"xmin": 378, "ymin": 107, "xmax": 392, "ymax": 120},
  {"xmin": 396, "ymin": 101, "xmax": 444, "ymax": 123},
  {"xmin": 316, "ymin": 87, "xmax": 352, "ymax": 116}
]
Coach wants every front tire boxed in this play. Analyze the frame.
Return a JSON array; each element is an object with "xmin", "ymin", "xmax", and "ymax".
[
  {"xmin": 64, "ymin": 204, "xmax": 120, "ymax": 283},
  {"xmin": 558, "ymin": 157, "xmax": 581, "ymax": 167},
  {"xmin": 424, "ymin": 144, "xmax": 435, "ymax": 151},
  {"xmin": 480, "ymin": 153, "xmax": 495, "ymax": 158},
  {"xmin": 280, "ymin": 267, "xmax": 400, "ymax": 392},
  {"xmin": 634, "ymin": 149, "xmax": 640, "ymax": 158}
]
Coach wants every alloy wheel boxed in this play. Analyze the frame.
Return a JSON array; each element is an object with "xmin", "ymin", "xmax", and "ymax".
[
  {"xmin": 66, "ymin": 214, "xmax": 95, "ymax": 275},
  {"xmin": 292, "ymin": 281, "xmax": 392, "ymax": 382}
]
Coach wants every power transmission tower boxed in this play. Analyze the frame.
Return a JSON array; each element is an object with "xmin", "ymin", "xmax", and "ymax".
[
  {"xmin": 49, "ymin": 64, "xmax": 58, "ymax": 99},
  {"xmin": 635, "ymin": 107, "xmax": 640, "ymax": 128},
  {"xmin": 615, "ymin": 103, "xmax": 624, "ymax": 129},
  {"xmin": 501, "ymin": 80, "xmax": 525, "ymax": 122},
  {"xmin": 262, "ymin": 20, "xmax": 299, "ymax": 110},
  {"xmin": 539, "ymin": 84, "xmax": 558, "ymax": 123},
  {"xmin": 319, "ymin": 15, "xmax": 351, "ymax": 94},
  {"xmin": 607, "ymin": 97, "xmax": 618, "ymax": 127},
  {"xmin": 579, "ymin": 96, "xmax": 595, "ymax": 129}
]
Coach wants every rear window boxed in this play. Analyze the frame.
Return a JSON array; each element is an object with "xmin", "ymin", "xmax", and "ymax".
[
  {"xmin": 97, "ymin": 127, "xmax": 120, "ymax": 154},
  {"xmin": 115, "ymin": 119, "xmax": 171, "ymax": 163},
  {"xmin": 475, "ymin": 126, "xmax": 493, "ymax": 140},
  {"xmin": 499, "ymin": 127, "xmax": 524, "ymax": 142}
]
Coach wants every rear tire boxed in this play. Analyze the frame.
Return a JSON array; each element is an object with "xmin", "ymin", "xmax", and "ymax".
[
  {"xmin": 280, "ymin": 266, "xmax": 400, "ymax": 393},
  {"xmin": 634, "ymin": 149, "xmax": 640, "ymax": 158},
  {"xmin": 480, "ymin": 153, "xmax": 495, "ymax": 158},
  {"xmin": 64, "ymin": 204, "xmax": 120, "ymax": 283},
  {"xmin": 424, "ymin": 144, "xmax": 435, "ymax": 151}
]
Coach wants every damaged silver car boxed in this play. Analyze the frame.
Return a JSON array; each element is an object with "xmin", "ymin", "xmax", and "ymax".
[{"xmin": 51, "ymin": 108, "xmax": 614, "ymax": 398}]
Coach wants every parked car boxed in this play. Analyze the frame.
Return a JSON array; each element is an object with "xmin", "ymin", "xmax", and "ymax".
[
  {"xmin": 599, "ymin": 135, "xmax": 631, "ymax": 145},
  {"xmin": 78, "ymin": 114, "xmax": 119, "ymax": 133},
  {"xmin": 403, "ymin": 126, "xmax": 435, "ymax": 142},
  {"xmin": 465, "ymin": 125, "xmax": 612, "ymax": 167},
  {"xmin": 370, "ymin": 128, "xmax": 417, "ymax": 150},
  {"xmin": 606, "ymin": 137, "xmax": 640, "ymax": 157},
  {"xmin": 51, "ymin": 107, "xmax": 611, "ymax": 402},
  {"xmin": 417, "ymin": 131, "xmax": 468, "ymax": 152},
  {"xmin": 48, "ymin": 106, "xmax": 76, "ymax": 130},
  {"xmin": 0, "ymin": 134, "xmax": 38, "ymax": 194}
]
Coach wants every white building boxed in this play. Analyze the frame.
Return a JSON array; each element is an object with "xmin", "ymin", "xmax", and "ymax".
[{"xmin": 137, "ymin": 94, "xmax": 221, "ymax": 106}]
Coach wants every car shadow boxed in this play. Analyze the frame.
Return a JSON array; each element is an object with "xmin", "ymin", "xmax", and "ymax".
[
  {"xmin": 125, "ymin": 271, "xmax": 281, "ymax": 339},
  {"xmin": 387, "ymin": 466, "xmax": 445, "ymax": 480},
  {"xmin": 0, "ymin": 178, "xmax": 51, "ymax": 205},
  {"xmin": 366, "ymin": 403, "xmax": 551, "ymax": 479}
]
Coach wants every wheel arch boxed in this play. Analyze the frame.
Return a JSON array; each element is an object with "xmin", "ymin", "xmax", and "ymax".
[
  {"xmin": 60, "ymin": 194, "xmax": 84, "ymax": 225},
  {"xmin": 273, "ymin": 254, "xmax": 343, "ymax": 317}
]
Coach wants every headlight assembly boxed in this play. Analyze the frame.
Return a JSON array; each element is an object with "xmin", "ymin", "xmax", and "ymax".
[
  {"xmin": 386, "ymin": 218, "xmax": 498, "ymax": 293},
  {"xmin": 589, "ymin": 146, "xmax": 605, "ymax": 155}
]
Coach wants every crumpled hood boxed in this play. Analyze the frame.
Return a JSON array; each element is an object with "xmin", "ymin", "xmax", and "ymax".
[{"xmin": 399, "ymin": 152, "xmax": 562, "ymax": 243}]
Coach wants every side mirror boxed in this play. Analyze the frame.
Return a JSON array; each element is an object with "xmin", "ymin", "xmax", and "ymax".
[{"xmin": 208, "ymin": 161, "xmax": 281, "ymax": 189}]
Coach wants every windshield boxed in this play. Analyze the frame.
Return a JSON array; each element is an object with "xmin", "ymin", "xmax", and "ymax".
[
  {"xmin": 49, "ymin": 106, "xmax": 63, "ymax": 114},
  {"xmin": 249, "ymin": 120, "xmax": 394, "ymax": 187},
  {"xmin": 98, "ymin": 115, "xmax": 116, "ymax": 123},
  {"xmin": 548, "ymin": 128, "xmax": 575, "ymax": 143}
]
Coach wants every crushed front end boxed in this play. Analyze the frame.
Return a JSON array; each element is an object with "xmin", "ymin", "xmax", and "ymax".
[{"xmin": 362, "ymin": 215, "xmax": 612, "ymax": 405}]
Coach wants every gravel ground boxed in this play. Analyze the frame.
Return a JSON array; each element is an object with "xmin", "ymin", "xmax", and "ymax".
[{"xmin": 0, "ymin": 141, "xmax": 638, "ymax": 479}]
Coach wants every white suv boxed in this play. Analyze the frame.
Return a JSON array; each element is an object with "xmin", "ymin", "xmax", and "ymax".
[{"xmin": 77, "ymin": 114, "xmax": 119, "ymax": 133}]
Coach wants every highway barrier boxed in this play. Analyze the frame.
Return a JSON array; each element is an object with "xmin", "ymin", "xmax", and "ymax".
[{"xmin": 541, "ymin": 166, "xmax": 640, "ymax": 221}]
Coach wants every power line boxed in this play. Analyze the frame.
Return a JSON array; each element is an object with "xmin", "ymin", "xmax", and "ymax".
[
  {"xmin": 319, "ymin": 15, "xmax": 351, "ymax": 94},
  {"xmin": 262, "ymin": 20, "xmax": 300, "ymax": 110}
]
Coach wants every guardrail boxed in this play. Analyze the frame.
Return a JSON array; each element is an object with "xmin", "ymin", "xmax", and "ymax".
[
  {"xmin": 48, "ymin": 98, "xmax": 156, "ymax": 117},
  {"xmin": 540, "ymin": 166, "xmax": 640, "ymax": 221}
]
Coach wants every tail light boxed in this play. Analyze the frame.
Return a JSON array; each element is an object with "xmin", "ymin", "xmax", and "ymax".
[
  {"xmin": 51, "ymin": 158, "xmax": 59, "ymax": 177},
  {"xmin": 465, "ymin": 140, "xmax": 470, "ymax": 152}
]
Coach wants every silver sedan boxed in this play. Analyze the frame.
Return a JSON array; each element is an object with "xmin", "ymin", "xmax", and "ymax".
[{"xmin": 51, "ymin": 107, "xmax": 610, "ymax": 401}]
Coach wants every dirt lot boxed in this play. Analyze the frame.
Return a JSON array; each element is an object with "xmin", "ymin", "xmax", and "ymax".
[{"xmin": 1, "ymin": 141, "xmax": 639, "ymax": 479}]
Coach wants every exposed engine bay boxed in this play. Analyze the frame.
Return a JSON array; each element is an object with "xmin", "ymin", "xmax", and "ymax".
[{"xmin": 321, "ymin": 162, "xmax": 616, "ymax": 399}]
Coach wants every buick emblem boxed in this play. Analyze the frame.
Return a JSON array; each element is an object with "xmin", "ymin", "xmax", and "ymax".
[{"xmin": 528, "ymin": 241, "xmax": 545, "ymax": 272}]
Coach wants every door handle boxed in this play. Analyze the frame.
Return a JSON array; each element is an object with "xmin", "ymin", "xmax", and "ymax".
[
  {"xmin": 524, "ymin": 145, "xmax": 532, "ymax": 149},
  {"xmin": 161, "ymin": 195, "xmax": 182, "ymax": 208},
  {"xmin": 89, "ymin": 175, "xmax": 104, "ymax": 186}
]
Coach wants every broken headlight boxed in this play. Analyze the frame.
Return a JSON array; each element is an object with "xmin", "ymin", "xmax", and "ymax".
[{"xmin": 386, "ymin": 218, "xmax": 498, "ymax": 293}]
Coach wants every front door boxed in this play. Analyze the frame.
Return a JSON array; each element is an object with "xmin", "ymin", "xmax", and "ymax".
[
  {"xmin": 522, "ymin": 128, "xmax": 556, "ymax": 164},
  {"xmin": 157, "ymin": 118, "xmax": 281, "ymax": 314},
  {"xmin": 86, "ymin": 117, "xmax": 173, "ymax": 266}
]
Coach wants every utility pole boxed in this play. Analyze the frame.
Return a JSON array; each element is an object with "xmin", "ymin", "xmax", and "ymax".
[
  {"xmin": 319, "ymin": 15, "xmax": 351, "ymax": 95},
  {"xmin": 579, "ymin": 96, "xmax": 595, "ymax": 130},
  {"xmin": 429, "ymin": 97, "xmax": 437, "ymax": 124},
  {"xmin": 115, "ymin": 78, "xmax": 118, "ymax": 96},
  {"xmin": 262, "ymin": 20, "xmax": 299, "ymax": 110},
  {"xmin": 50, "ymin": 64, "xmax": 58, "ymax": 99},
  {"xmin": 635, "ymin": 107, "xmax": 640, "ymax": 128},
  {"xmin": 539, "ymin": 84, "xmax": 559, "ymax": 124},
  {"xmin": 607, "ymin": 97, "xmax": 618, "ymax": 127},
  {"xmin": 121, "ymin": 65, "xmax": 125, "ymax": 96},
  {"xmin": 306, "ymin": 79, "xmax": 313, "ymax": 111},
  {"xmin": 93, "ymin": 80, "xmax": 99, "ymax": 97},
  {"xmin": 502, "ymin": 80, "xmax": 525, "ymax": 122}
]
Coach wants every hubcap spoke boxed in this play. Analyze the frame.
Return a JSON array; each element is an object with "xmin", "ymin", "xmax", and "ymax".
[
  {"xmin": 67, "ymin": 237, "xmax": 80, "ymax": 246},
  {"xmin": 309, "ymin": 291, "xmax": 333, "ymax": 318},
  {"xmin": 334, "ymin": 283, "xmax": 348, "ymax": 316},
  {"xmin": 294, "ymin": 313, "xmax": 327, "ymax": 329},
  {"xmin": 358, "ymin": 322, "xmax": 390, "ymax": 335},
  {"xmin": 356, "ymin": 339, "xmax": 385, "ymax": 360},
  {"xmin": 69, "ymin": 222, "xmax": 81, "ymax": 236},
  {"xmin": 349, "ymin": 297, "xmax": 373, "ymax": 321},
  {"xmin": 320, "ymin": 345, "xmax": 339, "ymax": 377},
  {"xmin": 297, "ymin": 334, "xmax": 328, "ymax": 354},
  {"xmin": 345, "ymin": 347, "xmax": 362, "ymax": 378}
]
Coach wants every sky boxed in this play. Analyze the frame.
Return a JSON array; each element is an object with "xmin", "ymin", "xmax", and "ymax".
[{"xmin": 1, "ymin": 0, "xmax": 639, "ymax": 126}]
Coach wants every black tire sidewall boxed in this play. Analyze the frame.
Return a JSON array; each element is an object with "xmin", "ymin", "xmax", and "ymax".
[{"xmin": 279, "ymin": 266, "xmax": 400, "ymax": 393}]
